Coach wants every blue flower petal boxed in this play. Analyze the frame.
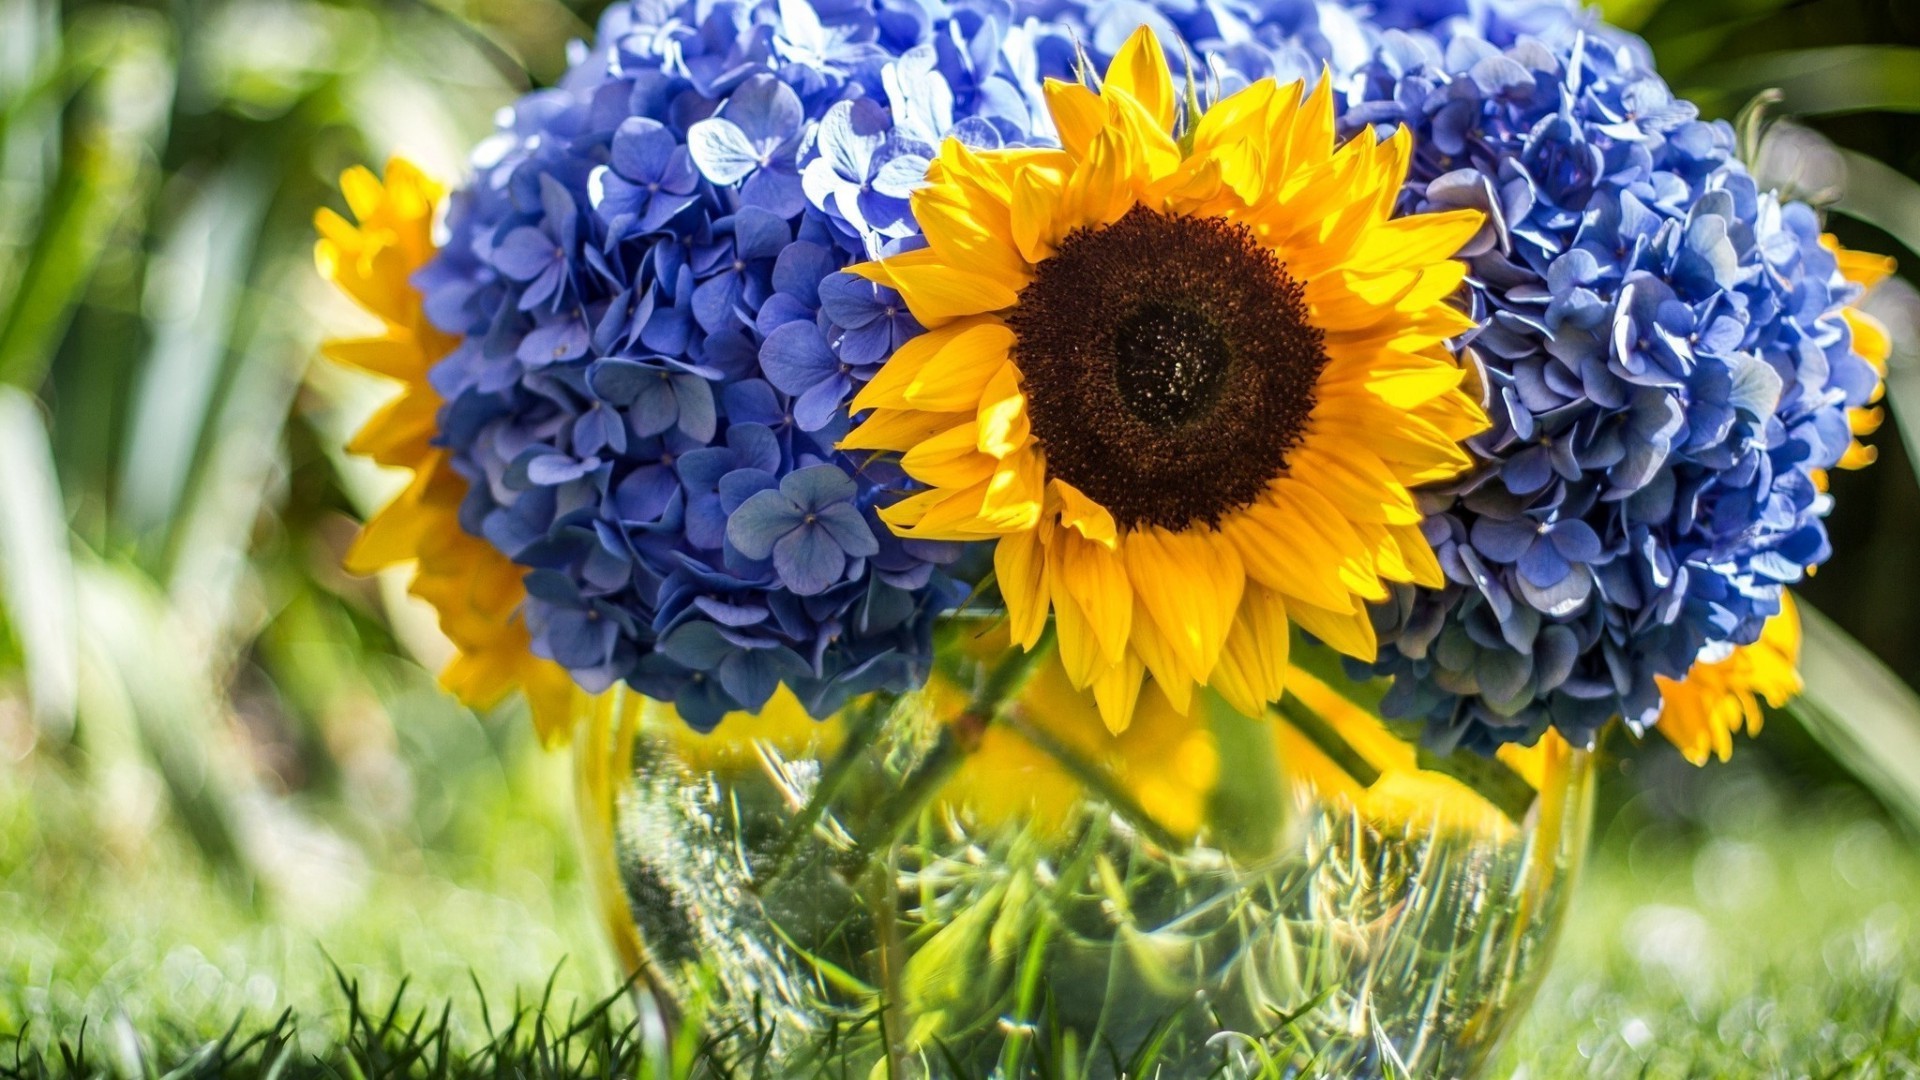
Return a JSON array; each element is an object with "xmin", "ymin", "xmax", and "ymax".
[
  {"xmin": 773, "ymin": 523, "xmax": 847, "ymax": 595},
  {"xmin": 726, "ymin": 488, "xmax": 803, "ymax": 560}
]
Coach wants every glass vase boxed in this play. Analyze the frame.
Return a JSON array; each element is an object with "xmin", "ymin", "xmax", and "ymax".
[{"xmin": 573, "ymin": 619, "xmax": 1593, "ymax": 1078}]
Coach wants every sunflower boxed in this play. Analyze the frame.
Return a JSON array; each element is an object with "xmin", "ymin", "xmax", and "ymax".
[
  {"xmin": 316, "ymin": 159, "xmax": 576, "ymax": 743},
  {"xmin": 1825, "ymin": 236, "xmax": 1896, "ymax": 472},
  {"xmin": 844, "ymin": 27, "xmax": 1488, "ymax": 733},
  {"xmin": 1654, "ymin": 593, "xmax": 1803, "ymax": 766}
]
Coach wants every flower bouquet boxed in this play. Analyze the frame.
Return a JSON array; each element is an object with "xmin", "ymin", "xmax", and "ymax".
[{"xmin": 316, "ymin": 0, "xmax": 1890, "ymax": 1074}]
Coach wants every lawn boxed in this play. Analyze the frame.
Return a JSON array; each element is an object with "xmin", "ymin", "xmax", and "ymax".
[{"xmin": 5, "ymin": 703, "xmax": 1917, "ymax": 1078}]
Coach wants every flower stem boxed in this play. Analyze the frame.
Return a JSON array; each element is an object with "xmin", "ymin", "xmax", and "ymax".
[
  {"xmin": 994, "ymin": 711, "xmax": 1189, "ymax": 852},
  {"xmin": 1271, "ymin": 694, "xmax": 1383, "ymax": 788},
  {"xmin": 842, "ymin": 627, "xmax": 1058, "ymax": 876},
  {"xmin": 752, "ymin": 695, "xmax": 889, "ymax": 895},
  {"xmin": 863, "ymin": 852, "xmax": 913, "ymax": 1079},
  {"xmin": 1415, "ymin": 745, "xmax": 1538, "ymax": 824}
]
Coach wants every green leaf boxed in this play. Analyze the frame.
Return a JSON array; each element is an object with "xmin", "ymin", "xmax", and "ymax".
[
  {"xmin": 1790, "ymin": 602, "xmax": 1920, "ymax": 833},
  {"xmin": 0, "ymin": 27, "xmax": 167, "ymax": 392},
  {"xmin": 1688, "ymin": 47, "xmax": 1920, "ymax": 119},
  {"xmin": 1886, "ymin": 359, "xmax": 1920, "ymax": 494},
  {"xmin": 1834, "ymin": 149, "xmax": 1920, "ymax": 263},
  {"xmin": 73, "ymin": 557, "xmax": 255, "ymax": 891},
  {"xmin": 1203, "ymin": 692, "xmax": 1292, "ymax": 861},
  {"xmin": 1597, "ymin": 0, "xmax": 1670, "ymax": 31},
  {"xmin": 0, "ymin": 387, "xmax": 77, "ymax": 737},
  {"xmin": 115, "ymin": 165, "xmax": 271, "ymax": 545},
  {"xmin": 1635, "ymin": 0, "xmax": 1804, "ymax": 81}
]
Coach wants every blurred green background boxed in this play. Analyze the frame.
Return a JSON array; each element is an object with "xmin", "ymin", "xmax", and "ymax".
[{"xmin": 3, "ymin": 0, "xmax": 1920, "ymax": 1075}]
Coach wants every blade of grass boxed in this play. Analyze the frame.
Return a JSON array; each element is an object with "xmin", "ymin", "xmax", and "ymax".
[
  {"xmin": 73, "ymin": 557, "xmax": 256, "ymax": 894},
  {"xmin": 1790, "ymin": 601, "xmax": 1920, "ymax": 833},
  {"xmin": 0, "ymin": 26, "xmax": 168, "ymax": 392},
  {"xmin": 115, "ymin": 162, "xmax": 270, "ymax": 546},
  {"xmin": 0, "ymin": 387, "xmax": 77, "ymax": 738}
]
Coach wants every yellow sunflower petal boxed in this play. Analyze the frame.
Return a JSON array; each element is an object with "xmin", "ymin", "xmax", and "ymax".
[
  {"xmin": 1057, "ymin": 528, "xmax": 1133, "ymax": 667},
  {"xmin": 1287, "ymin": 596, "xmax": 1380, "ymax": 663},
  {"xmin": 856, "ymin": 247, "xmax": 1019, "ymax": 325},
  {"xmin": 1051, "ymin": 478, "xmax": 1119, "ymax": 548},
  {"xmin": 320, "ymin": 159, "xmax": 574, "ymax": 739},
  {"xmin": 899, "ymin": 420, "xmax": 997, "ymax": 488},
  {"xmin": 1044, "ymin": 78, "xmax": 1106, "ymax": 160},
  {"xmin": 1102, "ymin": 25, "xmax": 1176, "ymax": 133},
  {"xmin": 1124, "ymin": 526, "xmax": 1244, "ymax": 685},
  {"xmin": 976, "ymin": 362, "xmax": 1031, "ymax": 458},
  {"xmin": 840, "ymin": 405, "xmax": 963, "ymax": 452},
  {"xmin": 1656, "ymin": 594, "xmax": 1802, "ymax": 765},
  {"xmin": 995, "ymin": 527, "xmax": 1050, "ymax": 650},
  {"xmin": 1090, "ymin": 650, "xmax": 1148, "ymax": 735},
  {"xmin": 1209, "ymin": 585, "xmax": 1290, "ymax": 718}
]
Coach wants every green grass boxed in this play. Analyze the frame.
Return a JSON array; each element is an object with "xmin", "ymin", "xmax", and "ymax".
[
  {"xmin": 0, "ymin": 696, "xmax": 624, "ymax": 1073},
  {"xmin": 1497, "ymin": 768, "xmax": 1920, "ymax": 1078},
  {"xmin": 6, "ymin": 717, "xmax": 1919, "ymax": 1078}
]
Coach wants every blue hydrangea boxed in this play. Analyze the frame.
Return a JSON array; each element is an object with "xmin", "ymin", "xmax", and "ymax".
[
  {"xmin": 416, "ymin": 0, "xmax": 1064, "ymax": 728},
  {"xmin": 1335, "ymin": 6, "xmax": 1880, "ymax": 751},
  {"xmin": 412, "ymin": 0, "xmax": 1401, "ymax": 729}
]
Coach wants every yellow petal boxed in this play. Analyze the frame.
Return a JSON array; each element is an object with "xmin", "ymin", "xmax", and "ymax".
[
  {"xmin": 1048, "ymin": 534, "xmax": 1105, "ymax": 688},
  {"xmin": 1058, "ymin": 127, "xmax": 1132, "ymax": 232},
  {"xmin": 1102, "ymin": 25, "xmax": 1176, "ymax": 134},
  {"xmin": 1051, "ymin": 478, "xmax": 1119, "ymax": 548},
  {"xmin": 1128, "ymin": 596, "xmax": 1194, "ymax": 716},
  {"xmin": 1389, "ymin": 522, "xmax": 1447, "ymax": 590},
  {"xmin": 905, "ymin": 324, "xmax": 1016, "ymax": 411},
  {"xmin": 1224, "ymin": 504, "xmax": 1355, "ymax": 613},
  {"xmin": 1287, "ymin": 597, "xmax": 1379, "ymax": 663},
  {"xmin": 1312, "ymin": 398, "xmax": 1473, "ymax": 482},
  {"xmin": 1846, "ymin": 307, "xmax": 1891, "ymax": 370},
  {"xmin": 1189, "ymin": 79, "xmax": 1286, "ymax": 161},
  {"xmin": 1262, "ymin": 480, "xmax": 1388, "ymax": 603},
  {"xmin": 981, "ymin": 444, "xmax": 1047, "ymax": 527},
  {"xmin": 1044, "ymin": 79, "xmax": 1106, "ymax": 161},
  {"xmin": 841, "ymin": 406, "xmax": 960, "ymax": 452},
  {"xmin": 1010, "ymin": 162, "xmax": 1067, "ymax": 264},
  {"xmin": 1282, "ymin": 70, "xmax": 1337, "ymax": 171},
  {"xmin": 853, "ymin": 318, "xmax": 985, "ymax": 412},
  {"xmin": 1352, "ymin": 208, "xmax": 1486, "ymax": 270},
  {"xmin": 346, "ymin": 463, "xmax": 441, "ymax": 574},
  {"xmin": 1289, "ymin": 445, "xmax": 1422, "ymax": 526},
  {"xmin": 1320, "ymin": 350, "xmax": 1468, "ymax": 409},
  {"xmin": 995, "ymin": 528, "xmax": 1050, "ymax": 650},
  {"xmin": 1210, "ymin": 585, "xmax": 1290, "ymax": 718},
  {"xmin": 1058, "ymin": 527, "xmax": 1133, "ymax": 666},
  {"xmin": 323, "ymin": 333, "xmax": 428, "ymax": 383},
  {"xmin": 977, "ymin": 362, "xmax": 1031, "ymax": 458},
  {"xmin": 1091, "ymin": 652, "xmax": 1147, "ymax": 735},
  {"xmin": 867, "ymin": 247, "xmax": 1019, "ymax": 325},
  {"xmin": 912, "ymin": 166, "xmax": 1030, "ymax": 290},
  {"xmin": 858, "ymin": 319, "xmax": 1017, "ymax": 414},
  {"xmin": 900, "ymin": 420, "xmax": 997, "ymax": 488},
  {"xmin": 1123, "ymin": 526, "xmax": 1244, "ymax": 686},
  {"xmin": 879, "ymin": 479, "xmax": 1034, "ymax": 540}
]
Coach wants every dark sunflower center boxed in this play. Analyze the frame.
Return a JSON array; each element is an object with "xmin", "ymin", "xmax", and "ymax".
[
  {"xmin": 1113, "ymin": 301, "xmax": 1232, "ymax": 427},
  {"xmin": 1007, "ymin": 205, "xmax": 1328, "ymax": 532}
]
